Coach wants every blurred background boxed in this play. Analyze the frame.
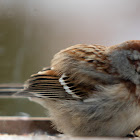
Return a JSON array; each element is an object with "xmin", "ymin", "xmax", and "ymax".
[{"xmin": 0, "ymin": 0, "xmax": 140, "ymax": 116}]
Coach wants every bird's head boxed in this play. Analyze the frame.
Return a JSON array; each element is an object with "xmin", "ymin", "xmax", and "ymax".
[{"xmin": 108, "ymin": 40, "xmax": 140, "ymax": 84}]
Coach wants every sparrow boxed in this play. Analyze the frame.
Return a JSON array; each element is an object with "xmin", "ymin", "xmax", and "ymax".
[{"xmin": 15, "ymin": 40, "xmax": 140, "ymax": 137}]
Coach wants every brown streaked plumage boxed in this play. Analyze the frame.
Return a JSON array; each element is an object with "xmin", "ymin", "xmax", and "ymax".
[{"xmin": 15, "ymin": 40, "xmax": 140, "ymax": 137}]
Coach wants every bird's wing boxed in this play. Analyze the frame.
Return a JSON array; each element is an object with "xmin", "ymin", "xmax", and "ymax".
[
  {"xmin": 22, "ymin": 67, "xmax": 73, "ymax": 99},
  {"xmin": 22, "ymin": 67, "xmax": 94, "ymax": 99},
  {"xmin": 17, "ymin": 44, "xmax": 120, "ymax": 100}
]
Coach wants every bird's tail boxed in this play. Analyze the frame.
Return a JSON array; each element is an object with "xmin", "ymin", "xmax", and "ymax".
[{"xmin": 13, "ymin": 89, "xmax": 36, "ymax": 98}]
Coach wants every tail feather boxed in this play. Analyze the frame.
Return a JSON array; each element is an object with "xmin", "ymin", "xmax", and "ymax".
[{"xmin": 14, "ymin": 68, "xmax": 73, "ymax": 99}]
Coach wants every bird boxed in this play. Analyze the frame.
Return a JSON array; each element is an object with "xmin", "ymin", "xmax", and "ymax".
[{"xmin": 15, "ymin": 40, "xmax": 140, "ymax": 137}]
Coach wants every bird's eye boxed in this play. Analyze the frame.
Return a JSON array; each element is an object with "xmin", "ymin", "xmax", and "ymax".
[
  {"xmin": 128, "ymin": 57, "xmax": 140, "ymax": 73},
  {"xmin": 128, "ymin": 57, "xmax": 139, "ymax": 66},
  {"xmin": 133, "ymin": 60, "xmax": 140, "ymax": 74},
  {"xmin": 133, "ymin": 60, "xmax": 139, "ymax": 67}
]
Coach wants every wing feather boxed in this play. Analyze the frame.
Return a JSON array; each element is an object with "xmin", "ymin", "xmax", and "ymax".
[{"xmin": 23, "ymin": 68, "xmax": 74, "ymax": 99}]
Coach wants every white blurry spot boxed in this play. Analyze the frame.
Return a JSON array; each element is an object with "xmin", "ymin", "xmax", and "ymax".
[
  {"xmin": 72, "ymin": 94, "xmax": 81, "ymax": 99},
  {"xmin": 63, "ymin": 85, "xmax": 73, "ymax": 94},
  {"xmin": 37, "ymin": 71, "xmax": 46, "ymax": 74},
  {"xmin": 0, "ymin": 134, "xmax": 68, "ymax": 139},
  {"xmin": 84, "ymin": 98, "xmax": 97, "ymax": 103},
  {"xmin": 16, "ymin": 112, "xmax": 30, "ymax": 117},
  {"xmin": 59, "ymin": 74, "xmax": 66, "ymax": 85},
  {"xmin": 59, "ymin": 74, "xmax": 74, "ymax": 95}
]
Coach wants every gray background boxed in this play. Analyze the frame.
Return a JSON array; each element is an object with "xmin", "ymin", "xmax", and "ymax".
[{"xmin": 0, "ymin": 0, "xmax": 140, "ymax": 116}]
